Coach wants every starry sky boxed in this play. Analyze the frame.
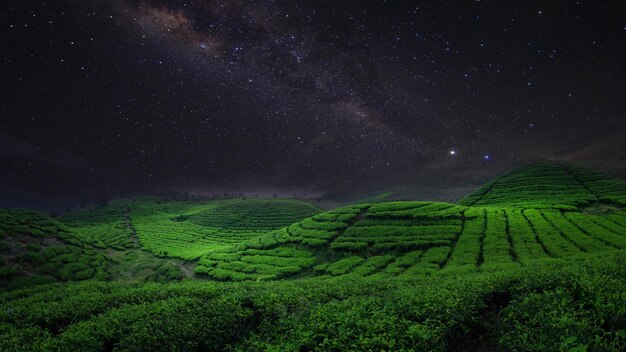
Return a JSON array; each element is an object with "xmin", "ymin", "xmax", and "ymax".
[{"xmin": 1, "ymin": 0, "xmax": 625, "ymax": 205}]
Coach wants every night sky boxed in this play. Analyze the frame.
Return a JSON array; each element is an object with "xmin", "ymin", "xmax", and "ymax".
[{"xmin": 1, "ymin": 1, "xmax": 625, "ymax": 205}]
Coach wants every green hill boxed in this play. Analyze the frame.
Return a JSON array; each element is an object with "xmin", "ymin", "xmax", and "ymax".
[
  {"xmin": 194, "ymin": 198, "xmax": 626, "ymax": 281},
  {"xmin": 0, "ymin": 208, "xmax": 112, "ymax": 289},
  {"xmin": 1, "ymin": 198, "xmax": 322, "ymax": 288},
  {"xmin": 128, "ymin": 198, "xmax": 320, "ymax": 259},
  {"xmin": 459, "ymin": 161, "xmax": 626, "ymax": 209},
  {"xmin": 1, "ymin": 162, "xmax": 625, "ymax": 351}
]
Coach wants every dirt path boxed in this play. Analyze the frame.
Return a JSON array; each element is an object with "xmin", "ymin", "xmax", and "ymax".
[
  {"xmin": 176, "ymin": 262, "xmax": 195, "ymax": 278},
  {"xmin": 124, "ymin": 206, "xmax": 139, "ymax": 248},
  {"xmin": 353, "ymin": 207, "xmax": 368, "ymax": 223},
  {"xmin": 113, "ymin": 207, "xmax": 196, "ymax": 280}
]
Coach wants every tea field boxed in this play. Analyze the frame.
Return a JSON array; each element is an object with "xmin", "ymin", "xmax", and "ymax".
[{"xmin": 1, "ymin": 162, "xmax": 625, "ymax": 351}]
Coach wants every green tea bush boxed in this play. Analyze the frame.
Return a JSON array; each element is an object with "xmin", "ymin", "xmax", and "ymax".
[
  {"xmin": 316, "ymin": 256, "xmax": 364, "ymax": 275},
  {"xmin": 0, "ymin": 254, "xmax": 625, "ymax": 351}
]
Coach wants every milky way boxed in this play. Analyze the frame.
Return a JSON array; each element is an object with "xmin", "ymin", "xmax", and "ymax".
[{"xmin": 1, "ymin": 0, "xmax": 625, "ymax": 204}]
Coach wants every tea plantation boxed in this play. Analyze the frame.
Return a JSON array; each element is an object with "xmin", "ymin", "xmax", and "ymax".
[{"xmin": 1, "ymin": 162, "xmax": 625, "ymax": 351}]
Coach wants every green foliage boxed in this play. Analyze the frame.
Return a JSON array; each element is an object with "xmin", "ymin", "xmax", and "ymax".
[
  {"xmin": 129, "ymin": 198, "xmax": 320, "ymax": 260},
  {"xmin": 366, "ymin": 201, "xmax": 466, "ymax": 219},
  {"xmin": 458, "ymin": 161, "xmax": 626, "ymax": 209},
  {"xmin": 145, "ymin": 263, "xmax": 184, "ymax": 283},
  {"xmin": 60, "ymin": 201, "xmax": 135, "ymax": 250},
  {"xmin": 1, "ymin": 162, "xmax": 626, "ymax": 350},
  {"xmin": 0, "ymin": 254, "xmax": 623, "ymax": 351},
  {"xmin": 0, "ymin": 265, "xmax": 20, "ymax": 279},
  {"xmin": 315, "ymin": 256, "xmax": 364, "ymax": 275},
  {"xmin": 0, "ymin": 209, "xmax": 113, "ymax": 289},
  {"xmin": 0, "ymin": 208, "xmax": 70, "ymax": 238},
  {"xmin": 196, "ymin": 243, "xmax": 316, "ymax": 281},
  {"xmin": 505, "ymin": 209, "xmax": 550, "ymax": 264},
  {"xmin": 383, "ymin": 250, "xmax": 423, "ymax": 274},
  {"xmin": 481, "ymin": 208, "xmax": 516, "ymax": 268},
  {"xmin": 351, "ymin": 255, "xmax": 395, "ymax": 275},
  {"xmin": 498, "ymin": 261, "xmax": 626, "ymax": 351},
  {"xmin": 564, "ymin": 212, "xmax": 626, "ymax": 249}
]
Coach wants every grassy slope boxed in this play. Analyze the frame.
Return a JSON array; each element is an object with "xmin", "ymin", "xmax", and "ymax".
[
  {"xmin": 0, "ymin": 208, "xmax": 111, "ymax": 290},
  {"xmin": 1, "ymin": 162, "xmax": 626, "ymax": 350},
  {"xmin": 189, "ymin": 163, "xmax": 626, "ymax": 281},
  {"xmin": 128, "ymin": 198, "xmax": 320, "ymax": 259},
  {"xmin": 458, "ymin": 161, "xmax": 626, "ymax": 208},
  {"xmin": 0, "ymin": 198, "xmax": 322, "ymax": 289}
]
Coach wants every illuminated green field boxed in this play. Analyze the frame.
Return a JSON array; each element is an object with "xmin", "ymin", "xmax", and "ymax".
[{"xmin": 1, "ymin": 162, "xmax": 625, "ymax": 351}]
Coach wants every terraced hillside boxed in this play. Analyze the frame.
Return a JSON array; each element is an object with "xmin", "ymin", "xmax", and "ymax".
[
  {"xmin": 128, "ymin": 198, "xmax": 321, "ymax": 260},
  {"xmin": 60, "ymin": 200, "xmax": 136, "ymax": 250},
  {"xmin": 1, "ymin": 198, "xmax": 321, "ymax": 289},
  {"xmin": 185, "ymin": 163, "xmax": 626, "ymax": 282},
  {"xmin": 1, "ymin": 162, "xmax": 626, "ymax": 351},
  {"xmin": 195, "ymin": 199, "xmax": 626, "ymax": 281},
  {"xmin": 459, "ymin": 161, "xmax": 626, "ymax": 208},
  {"xmin": 0, "ymin": 209, "xmax": 111, "ymax": 289},
  {"xmin": 5, "ymin": 163, "xmax": 624, "ymax": 286}
]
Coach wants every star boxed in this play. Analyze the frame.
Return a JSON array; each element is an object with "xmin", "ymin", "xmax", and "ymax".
[{"xmin": 0, "ymin": 0, "xmax": 622, "ymax": 201}]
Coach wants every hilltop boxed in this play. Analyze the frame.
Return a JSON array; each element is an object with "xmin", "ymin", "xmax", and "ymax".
[
  {"xmin": 1, "ymin": 161, "xmax": 625, "ymax": 351},
  {"xmin": 459, "ymin": 161, "xmax": 626, "ymax": 209}
]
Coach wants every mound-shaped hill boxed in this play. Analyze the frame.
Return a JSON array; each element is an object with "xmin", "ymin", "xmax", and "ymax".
[
  {"xmin": 0, "ymin": 208, "xmax": 111, "ymax": 289},
  {"xmin": 458, "ymin": 161, "xmax": 626, "ymax": 209},
  {"xmin": 127, "ymin": 198, "xmax": 321, "ymax": 259}
]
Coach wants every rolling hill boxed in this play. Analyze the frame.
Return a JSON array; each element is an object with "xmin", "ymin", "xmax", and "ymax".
[
  {"xmin": 1, "ymin": 161, "xmax": 625, "ymax": 351},
  {"xmin": 458, "ymin": 161, "xmax": 626, "ymax": 208},
  {"xmin": 191, "ymin": 162, "xmax": 626, "ymax": 282},
  {"xmin": 1, "ymin": 198, "xmax": 322, "ymax": 288}
]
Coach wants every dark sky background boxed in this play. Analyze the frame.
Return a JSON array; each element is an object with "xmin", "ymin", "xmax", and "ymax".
[{"xmin": 1, "ymin": 0, "xmax": 625, "ymax": 208}]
